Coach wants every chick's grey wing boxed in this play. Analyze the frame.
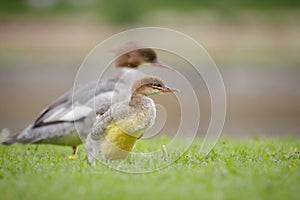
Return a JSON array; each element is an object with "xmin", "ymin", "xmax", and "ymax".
[{"xmin": 90, "ymin": 107, "xmax": 114, "ymax": 141}]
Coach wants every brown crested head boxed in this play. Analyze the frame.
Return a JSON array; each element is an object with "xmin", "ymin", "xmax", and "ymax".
[
  {"xmin": 132, "ymin": 76, "xmax": 178, "ymax": 96},
  {"xmin": 114, "ymin": 48, "xmax": 157, "ymax": 68},
  {"xmin": 112, "ymin": 41, "xmax": 172, "ymax": 70}
]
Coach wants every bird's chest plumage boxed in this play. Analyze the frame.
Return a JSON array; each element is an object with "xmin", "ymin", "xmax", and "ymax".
[
  {"xmin": 100, "ymin": 98, "xmax": 156, "ymax": 160},
  {"xmin": 100, "ymin": 122, "xmax": 138, "ymax": 160}
]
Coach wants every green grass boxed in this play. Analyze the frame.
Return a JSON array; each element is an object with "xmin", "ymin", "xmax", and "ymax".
[{"xmin": 0, "ymin": 137, "xmax": 299, "ymax": 200}]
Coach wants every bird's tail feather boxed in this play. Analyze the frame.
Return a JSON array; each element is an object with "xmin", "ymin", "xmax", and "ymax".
[
  {"xmin": 1, "ymin": 136, "xmax": 34, "ymax": 145},
  {"xmin": 1, "ymin": 125, "xmax": 35, "ymax": 145},
  {"xmin": 0, "ymin": 128, "xmax": 12, "ymax": 145}
]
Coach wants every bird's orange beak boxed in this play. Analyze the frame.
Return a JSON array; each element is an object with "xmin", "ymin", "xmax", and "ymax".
[
  {"xmin": 152, "ymin": 60, "xmax": 174, "ymax": 71},
  {"xmin": 160, "ymin": 86, "xmax": 179, "ymax": 93}
]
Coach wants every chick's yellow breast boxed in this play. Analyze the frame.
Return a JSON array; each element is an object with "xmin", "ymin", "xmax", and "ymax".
[{"xmin": 100, "ymin": 121, "xmax": 143, "ymax": 160}]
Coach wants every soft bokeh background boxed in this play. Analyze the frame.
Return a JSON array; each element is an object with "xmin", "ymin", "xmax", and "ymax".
[{"xmin": 0, "ymin": 0, "xmax": 299, "ymax": 138}]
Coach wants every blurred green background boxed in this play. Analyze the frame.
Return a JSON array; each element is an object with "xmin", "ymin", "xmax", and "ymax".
[
  {"xmin": 1, "ymin": 0, "xmax": 300, "ymax": 24},
  {"xmin": 0, "ymin": 0, "xmax": 299, "ymax": 137}
]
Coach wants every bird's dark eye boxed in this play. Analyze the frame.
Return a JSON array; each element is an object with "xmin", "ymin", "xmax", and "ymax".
[
  {"xmin": 142, "ymin": 53, "xmax": 150, "ymax": 60},
  {"xmin": 142, "ymin": 53, "xmax": 156, "ymax": 62},
  {"xmin": 152, "ymin": 83, "xmax": 162, "ymax": 87}
]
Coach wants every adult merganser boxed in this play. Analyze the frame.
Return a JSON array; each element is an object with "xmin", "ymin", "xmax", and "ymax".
[{"xmin": 2, "ymin": 42, "xmax": 172, "ymax": 154}]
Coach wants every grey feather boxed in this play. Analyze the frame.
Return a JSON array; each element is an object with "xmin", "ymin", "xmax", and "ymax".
[{"xmin": 2, "ymin": 68, "xmax": 143, "ymax": 146}]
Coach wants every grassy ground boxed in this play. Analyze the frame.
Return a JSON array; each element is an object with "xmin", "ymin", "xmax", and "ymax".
[{"xmin": 0, "ymin": 137, "xmax": 299, "ymax": 200}]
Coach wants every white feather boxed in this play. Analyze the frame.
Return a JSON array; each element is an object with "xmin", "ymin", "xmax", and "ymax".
[
  {"xmin": 43, "ymin": 107, "xmax": 66, "ymax": 123},
  {"xmin": 59, "ymin": 106, "xmax": 93, "ymax": 121}
]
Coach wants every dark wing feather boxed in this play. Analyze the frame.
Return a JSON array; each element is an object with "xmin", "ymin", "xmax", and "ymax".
[
  {"xmin": 33, "ymin": 91, "xmax": 71, "ymax": 127},
  {"xmin": 32, "ymin": 77, "xmax": 118, "ymax": 128}
]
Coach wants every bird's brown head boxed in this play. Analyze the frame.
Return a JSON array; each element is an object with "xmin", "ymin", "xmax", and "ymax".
[
  {"xmin": 115, "ymin": 48, "xmax": 158, "ymax": 68},
  {"xmin": 132, "ymin": 76, "xmax": 178, "ymax": 96},
  {"xmin": 113, "ymin": 42, "xmax": 172, "ymax": 70}
]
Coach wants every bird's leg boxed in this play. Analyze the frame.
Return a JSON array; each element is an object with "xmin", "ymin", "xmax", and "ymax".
[{"xmin": 72, "ymin": 146, "xmax": 77, "ymax": 155}]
